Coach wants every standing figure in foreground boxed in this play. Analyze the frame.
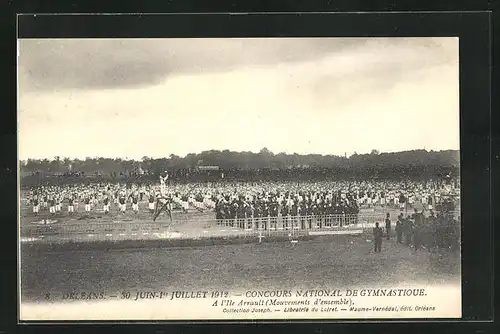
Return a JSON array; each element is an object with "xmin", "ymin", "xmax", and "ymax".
[
  {"xmin": 385, "ymin": 212, "xmax": 391, "ymax": 240},
  {"xmin": 373, "ymin": 222, "xmax": 383, "ymax": 253},
  {"xmin": 395, "ymin": 214, "xmax": 403, "ymax": 243}
]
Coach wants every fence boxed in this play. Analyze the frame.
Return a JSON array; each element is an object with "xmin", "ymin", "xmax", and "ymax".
[
  {"xmin": 215, "ymin": 214, "xmax": 371, "ymax": 230},
  {"xmin": 20, "ymin": 211, "xmax": 460, "ymax": 244}
]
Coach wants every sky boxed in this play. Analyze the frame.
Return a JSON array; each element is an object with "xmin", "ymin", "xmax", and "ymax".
[{"xmin": 17, "ymin": 37, "xmax": 459, "ymax": 160}]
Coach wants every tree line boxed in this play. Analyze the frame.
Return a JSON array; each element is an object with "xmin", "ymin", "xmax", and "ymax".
[{"xmin": 20, "ymin": 148, "xmax": 459, "ymax": 183}]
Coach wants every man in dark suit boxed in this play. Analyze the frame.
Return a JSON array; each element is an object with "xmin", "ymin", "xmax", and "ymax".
[
  {"xmin": 395, "ymin": 214, "xmax": 403, "ymax": 243},
  {"xmin": 385, "ymin": 212, "xmax": 391, "ymax": 240},
  {"xmin": 412, "ymin": 209, "xmax": 425, "ymax": 251},
  {"xmin": 373, "ymin": 222, "xmax": 384, "ymax": 253}
]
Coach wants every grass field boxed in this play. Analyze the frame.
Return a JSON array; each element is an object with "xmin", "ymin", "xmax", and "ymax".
[{"xmin": 20, "ymin": 230, "xmax": 460, "ymax": 303}]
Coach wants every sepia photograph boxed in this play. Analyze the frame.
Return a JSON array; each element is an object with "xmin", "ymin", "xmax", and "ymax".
[{"xmin": 18, "ymin": 37, "xmax": 461, "ymax": 320}]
